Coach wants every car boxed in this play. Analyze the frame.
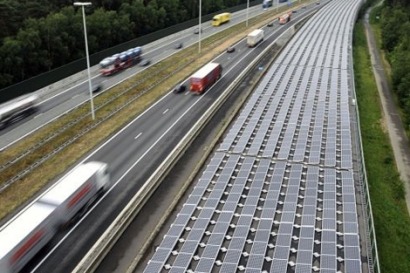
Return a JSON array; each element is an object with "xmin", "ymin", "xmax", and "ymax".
[
  {"xmin": 173, "ymin": 84, "xmax": 186, "ymax": 94},
  {"xmin": 175, "ymin": 43, "xmax": 183, "ymax": 49},
  {"xmin": 316, "ymin": 1, "xmax": 320, "ymax": 4},
  {"xmin": 92, "ymin": 84, "xmax": 103, "ymax": 93},
  {"xmin": 226, "ymin": 46, "xmax": 235, "ymax": 53},
  {"xmin": 292, "ymin": 10, "xmax": 297, "ymax": 13},
  {"xmin": 194, "ymin": 28, "xmax": 203, "ymax": 34},
  {"xmin": 267, "ymin": 21, "xmax": 274, "ymax": 27},
  {"xmin": 140, "ymin": 59, "xmax": 151, "ymax": 66},
  {"xmin": 99, "ymin": 56, "xmax": 115, "ymax": 68}
]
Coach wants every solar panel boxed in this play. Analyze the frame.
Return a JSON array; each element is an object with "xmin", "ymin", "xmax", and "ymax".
[{"xmin": 143, "ymin": 0, "xmax": 368, "ymax": 272}]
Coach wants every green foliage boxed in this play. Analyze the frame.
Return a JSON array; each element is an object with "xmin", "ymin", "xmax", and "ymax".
[
  {"xmin": 380, "ymin": 7, "xmax": 407, "ymax": 52},
  {"xmin": 0, "ymin": 0, "xmax": 249, "ymax": 89},
  {"xmin": 378, "ymin": 1, "xmax": 410, "ymax": 127},
  {"xmin": 354, "ymin": 22, "xmax": 410, "ymax": 273}
]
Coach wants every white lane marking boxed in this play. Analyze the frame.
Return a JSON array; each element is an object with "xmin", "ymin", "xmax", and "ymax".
[
  {"xmin": 72, "ymin": 94, "xmax": 80, "ymax": 99},
  {"xmin": 32, "ymin": 8, "xmax": 309, "ymax": 270},
  {"xmin": 163, "ymin": 109, "xmax": 169, "ymax": 115},
  {"xmin": 134, "ymin": 133, "xmax": 142, "ymax": 140},
  {"xmin": 33, "ymin": 84, "xmax": 207, "ymax": 272},
  {"xmin": 7, "ymin": 5, "xmax": 268, "ymax": 151},
  {"xmin": 34, "ymin": 114, "xmax": 43, "ymax": 119}
]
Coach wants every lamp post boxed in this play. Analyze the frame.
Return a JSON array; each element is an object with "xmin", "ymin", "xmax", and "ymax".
[
  {"xmin": 74, "ymin": 2, "xmax": 95, "ymax": 120},
  {"xmin": 198, "ymin": 0, "xmax": 202, "ymax": 53},
  {"xmin": 246, "ymin": 0, "xmax": 249, "ymax": 27}
]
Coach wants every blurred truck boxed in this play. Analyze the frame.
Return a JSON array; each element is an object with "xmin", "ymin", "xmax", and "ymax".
[
  {"xmin": 0, "ymin": 94, "xmax": 39, "ymax": 130},
  {"xmin": 0, "ymin": 161, "xmax": 110, "ymax": 273},
  {"xmin": 262, "ymin": 0, "xmax": 273, "ymax": 9},
  {"xmin": 212, "ymin": 12, "xmax": 231, "ymax": 26},
  {"xmin": 247, "ymin": 29, "xmax": 264, "ymax": 47},
  {"xmin": 279, "ymin": 12, "xmax": 292, "ymax": 25},
  {"xmin": 189, "ymin": 63, "xmax": 222, "ymax": 95},
  {"xmin": 100, "ymin": 47, "xmax": 142, "ymax": 76}
]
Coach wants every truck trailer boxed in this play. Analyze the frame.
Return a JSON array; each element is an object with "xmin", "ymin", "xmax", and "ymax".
[
  {"xmin": 0, "ymin": 161, "xmax": 110, "ymax": 273},
  {"xmin": 279, "ymin": 12, "xmax": 292, "ymax": 25},
  {"xmin": 189, "ymin": 63, "xmax": 222, "ymax": 95},
  {"xmin": 247, "ymin": 29, "xmax": 264, "ymax": 47},
  {"xmin": 100, "ymin": 47, "xmax": 142, "ymax": 76},
  {"xmin": 262, "ymin": 0, "xmax": 273, "ymax": 9},
  {"xmin": 212, "ymin": 12, "xmax": 231, "ymax": 26},
  {"xmin": 0, "ymin": 95, "xmax": 39, "ymax": 130}
]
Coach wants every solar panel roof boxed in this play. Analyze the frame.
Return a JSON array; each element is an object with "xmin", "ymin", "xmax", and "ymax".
[{"xmin": 144, "ymin": 0, "xmax": 368, "ymax": 272}]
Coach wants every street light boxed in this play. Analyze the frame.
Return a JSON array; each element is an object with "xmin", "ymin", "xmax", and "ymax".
[
  {"xmin": 246, "ymin": 0, "xmax": 249, "ymax": 27},
  {"xmin": 74, "ymin": 2, "xmax": 95, "ymax": 120},
  {"xmin": 198, "ymin": 0, "xmax": 202, "ymax": 53}
]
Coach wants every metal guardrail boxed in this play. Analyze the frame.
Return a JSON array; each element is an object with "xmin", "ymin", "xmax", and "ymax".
[
  {"xmin": 0, "ymin": 1, "xmax": 262, "ymax": 104},
  {"xmin": 349, "ymin": 1, "xmax": 381, "ymax": 273},
  {"xmin": 72, "ymin": 10, "xmax": 317, "ymax": 273},
  {"xmin": 0, "ymin": 53, "xmax": 198, "ymax": 193}
]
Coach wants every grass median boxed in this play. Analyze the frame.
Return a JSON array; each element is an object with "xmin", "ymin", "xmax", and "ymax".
[
  {"xmin": 353, "ymin": 22, "xmax": 410, "ymax": 273},
  {"xmin": 0, "ymin": 3, "xmax": 309, "ymax": 221}
]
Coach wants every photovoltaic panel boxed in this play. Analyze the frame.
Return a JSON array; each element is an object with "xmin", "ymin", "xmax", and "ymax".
[{"xmin": 143, "ymin": 0, "xmax": 368, "ymax": 272}]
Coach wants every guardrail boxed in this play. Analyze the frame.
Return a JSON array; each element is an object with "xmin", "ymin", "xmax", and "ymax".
[
  {"xmin": 72, "ymin": 10, "xmax": 317, "ymax": 273},
  {"xmin": 349, "ymin": 1, "xmax": 380, "ymax": 273},
  {"xmin": 0, "ymin": 1, "xmax": 264, "ymax": 103}
]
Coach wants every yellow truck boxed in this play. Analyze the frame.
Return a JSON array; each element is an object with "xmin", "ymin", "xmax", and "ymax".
[{"xmin": 212, "ymin": 12, "xmax": 231, "ymax": 26}]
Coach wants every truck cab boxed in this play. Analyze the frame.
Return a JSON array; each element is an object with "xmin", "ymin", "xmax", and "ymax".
[{"xmin": 212, "ymin": 13, "xmax": 231, "ymax": 26}]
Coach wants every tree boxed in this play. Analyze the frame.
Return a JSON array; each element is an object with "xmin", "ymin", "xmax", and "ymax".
[
  {"xmin": 381, "ymin": 7, "xmax": 408, "ymax": 52},
  {"xmin": 0, "ymin": 37, "xmax": 23, "ymax": 85},
  {"xmin": 0, "ymin": 0, "xmax": 23, "ymax": 40}
]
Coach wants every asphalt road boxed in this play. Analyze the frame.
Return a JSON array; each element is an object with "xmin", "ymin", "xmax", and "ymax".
[
  {"xmin": 22, "ymin": 6, "xmax": 321, "ymax": 273},
  {"xmin": 0, "ymin": 3, "xmax": 286, "ymax": 151},
  {"xmin": 364, "ymin": 8, "xmax": 410, "ymax": 214}
]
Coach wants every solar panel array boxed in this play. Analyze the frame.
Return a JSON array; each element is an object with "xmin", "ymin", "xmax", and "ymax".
[{"xmin": 144, "ymin": 0, "xmax": 366, "ymax": 272}]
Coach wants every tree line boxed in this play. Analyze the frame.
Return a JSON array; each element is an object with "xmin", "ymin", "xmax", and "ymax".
[
  {"xmin": 379, "ymin": 0, "xmax": 410, "ymax": 127},
  {"xmin": 0, "ymin": 0, "xmax": 248, "ymax": 89}
]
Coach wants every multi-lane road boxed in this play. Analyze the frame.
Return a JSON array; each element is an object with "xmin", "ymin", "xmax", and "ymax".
[
  {"xmin": 17, "ymin": 3, "xmax": 324, "ymax": 273},
  {"xmin": 0, "ymin": 1, "xmax": 295, "ymax": 151}
]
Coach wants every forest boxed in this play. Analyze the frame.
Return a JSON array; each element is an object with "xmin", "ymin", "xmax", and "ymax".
[
  {"xmin": 378, "ymin": 0, "xmax": 410, "ymax": 127},
  {"xmin": 0, "ymin": 0, "xmax": 249, "ymax": 89}
]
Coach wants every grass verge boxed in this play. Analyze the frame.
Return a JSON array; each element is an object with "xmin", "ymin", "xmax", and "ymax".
[
  {"xmin": 0, "ymin": 2, "xmax": 310, "ymax": 221},
  {"xmin": 353, "ymin": 21, "xmax": 410, "ymax": 273}
]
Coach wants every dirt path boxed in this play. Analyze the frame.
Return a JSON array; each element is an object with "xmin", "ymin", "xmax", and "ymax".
[{"xmin": 363, "ymin": 8, "xmax": 410, "ymax": 214}]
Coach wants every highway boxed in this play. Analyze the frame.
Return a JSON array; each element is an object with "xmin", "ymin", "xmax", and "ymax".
[
  {"xmin": 138, "ymin": 0, "xmax": 376, "ymax": 272},
  {"xmin": 22, "ymin": 4, "xmax": 322, "ymax": 273},
  {"xmin": 0, "ymin": 2, "xmax": 292, "ymax": 151}
]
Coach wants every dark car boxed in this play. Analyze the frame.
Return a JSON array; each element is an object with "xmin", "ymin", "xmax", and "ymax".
[
  {"xmin": 175, "ymin": 43, "xmax": 183, "ymax": 49},
  {"xmin": 92, "ymin": 84, "xmax": 103, "ymax": 93},
  {"xmin": 267, "ymin": 21, "xmax": 274, "ymax": 27},
  {"xmin": 140, "ymin": 59, "xmax": 151, "ymax": 66},
  {"xmin": 173, "ymin": 84, "xmax": 186, "ymax": 94},
  {"xmin": 194, "ymin": 28, "xmax": 203, "ymax": 34},
  {"xmin": 226, "ymin": 46, "xmax": 235, "ymax": 53}
]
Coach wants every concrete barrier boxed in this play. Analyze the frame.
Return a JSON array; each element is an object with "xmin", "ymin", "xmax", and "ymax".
[{"xmin": 72, "ymin": 10, "xmax": 317, "ymax": 273}]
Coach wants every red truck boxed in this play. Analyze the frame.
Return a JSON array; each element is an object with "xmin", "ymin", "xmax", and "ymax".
[
  {"xmin": 100, "ymin": 47, "xmax": 142, "ymax": 76},
  {"xmin": 189, "ymin": 62, "xmax": 222, "ymax": 94}
]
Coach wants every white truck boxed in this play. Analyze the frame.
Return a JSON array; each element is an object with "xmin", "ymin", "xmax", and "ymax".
[
  {"xmin": 0, "ymin": 94, "xmax": 39, "ymax": 129},
  {"xmin": 0, "ymin": 161, "xmax": 110, "ymax": 273},
  {"xmin": 247, "ymin": 29, "xmax": 264, "ymax": 47}
]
